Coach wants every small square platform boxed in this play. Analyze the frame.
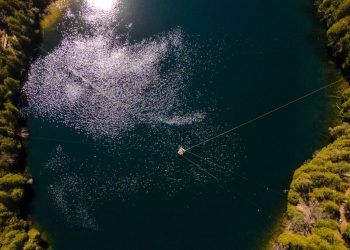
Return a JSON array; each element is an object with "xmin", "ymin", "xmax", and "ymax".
[{"xmin": 178, "ymin": 147, "xmax": 186, "ymax": 156}]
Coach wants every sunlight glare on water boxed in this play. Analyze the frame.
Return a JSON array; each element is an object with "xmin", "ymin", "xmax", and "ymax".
[
  {"xmin": 24, "ymin": 0, "xmax": 240, "ymax": 232},
  {"xmin": 23, "ymin": 30, "xmax": 201, "ymax": 139},
  {"xmin": 86, "ymin": 0, "xmax": 117, "ymax": 11},
  {"xmin": 24, "ymin": 0, "xmax": 205, "ymax": 140},
  {"xmin": 25, "ymin": 0, "xmax": 333, "ymax": 248}
]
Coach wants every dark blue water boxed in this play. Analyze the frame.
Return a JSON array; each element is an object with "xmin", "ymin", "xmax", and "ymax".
[{"xmin": 26, "ymin": 0, "xmax": 335, "ymax": 249}]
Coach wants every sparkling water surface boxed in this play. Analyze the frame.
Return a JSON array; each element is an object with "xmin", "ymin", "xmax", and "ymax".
[{"xmin": 24, "ymin": 0, "xmax": 334, "ymax": 249}]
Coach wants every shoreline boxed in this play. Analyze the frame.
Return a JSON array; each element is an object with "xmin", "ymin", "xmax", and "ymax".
[
  {"xmin": 271, "ymin": 0, "xmax": 350, "ymax": 249},
  {"xmin": 0, "ymin": 0, "xmax": 52, "ymax": 248},
  {"xmin": 265, "ymin": 68, "xmax": 345, "ymax": 250},
  {"xmin": 264, "ymin": 4, "xmax": 344, "ymax": 248},
  {"xmin": 6, "ymin": 0, "xmax": 346, "ymax": 249}
]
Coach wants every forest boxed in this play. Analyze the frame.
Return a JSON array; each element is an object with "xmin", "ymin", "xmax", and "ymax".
[
  {"xmin": 0, "ymin": 0, "xmax": 50, "ymax": 249},
  {"xmin": 275, "ymin": 0, "xmax": 350, "ymax": 249},
  {"xmin": 5, "ymin": 0, "xmax": 350, "ymax": 249}
]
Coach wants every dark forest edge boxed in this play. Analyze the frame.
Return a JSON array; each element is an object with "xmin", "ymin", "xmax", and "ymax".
[
  {"xmin": 273, "ymin": 0, "xmax": 350, "ymax": 249},
  {"xmin": 0, "ymin": 0, "xmax": 51, "ymax": 249}
]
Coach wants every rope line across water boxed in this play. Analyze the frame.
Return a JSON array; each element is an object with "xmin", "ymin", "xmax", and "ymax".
[
  {"xmin": 185, "ymin": 75, "xmax": 350, "ymax": 151},
  {"xmin": 182, "ymin": 155, "xmax": 219, "ymax": 181},
  {"xmin": 186, "ymin": 151, "xmax": 284, "ymax": 197}
]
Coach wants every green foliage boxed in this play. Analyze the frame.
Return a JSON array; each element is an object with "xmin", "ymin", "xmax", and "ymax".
[
  {"xmin": 288, "ymin": 189, "xmax": 301, "ymax": 205},
  {"xmin": 337, "ymin": 0, "xmax": 350, "ymax": 20},
  {"xmin": 0, "ymin": 102, "xmax": 21, "ymax": 126},
  {"xmin": 318, "ymin": 0, "xmax": 343, "ymax": 25},
  {"xmin": 287, "ymin": 205, "xmax": 308, "ymax": 234},
  {"xmin": 327, "ymin": 16, "xmax": 350, "ymax": 46},
  {"xmin": 328, "ymin": 161, "xmax": 350, "ymax": 175},
  {"xmin": 291, "ymin": 173, "xmax": 313, "ymax": 193},
  {"xmin": 277, "ymin": 232, "xmax": 307, "ymax": 249},
  {"xmin": 0, "ymin": 137, "xmax": 21, "ymax": 154},
  {"xmin": 277, "ymin": 232, "xmax": 347, "ymax": 250},
  {"xmin": 0, "ymin": 174, "xmax": 27, "ymax": 188},
  {"xmin": 312, "ymin": 227, "xmax": 342, "ymax": 245},
  {"xmin": 2, "ymin": 230, "xmax": 28, "ymax": 250},
  {"xmin": 316, "ymin": 0, "xmax": 350, "ymax": 72},
  {"xmin": 10, "ymin": 188, "xmax": 24, "ymax": 202},
  {"xmin": 343, "ymin": 224, "xmax": 350, "ymax": 244},
  {"xmin": 310, "ymin": 172, "xmax": 343, "ymax": 190},
  {"xmin": 23, "ymin": 228, "xmax": 44, "ymax": 250},
  {"xmin": 321, "ymin": 200, "xmax": 340, "ymax": 218},
  {"xmin": 0, "ymin": 1, "xmax": 50, "ymax": 249},
  {"xmin": 275, "ymin": 91, "xmax": 350, "ymax": 249},
  {"xmin": 2, "ymin": 77, "xmax": 20, "ymax": 101},
  {"xmin": 5, "ymin": 55, "xmax": 25, "ymax": 78},
  {"xmin": 309, "ymin": 187, "xmax": 345, "ymax": 204},
  {"xmin": 346, "ymin": 201, "xmax": 350, "ymax": 220},
  {"xmin": 0, "ymin": 152, "xmax": 17, "ymax": 170},
  {"xmin": 315, "ymin": 219, "xmax": 339, "ymax": 230},
  {"xmin": 0, "ymin": 1, "xmax": 15, "ymax": 16},
  {"xmin": 6, "ymin": 16, "xmax": 23, "ymax": 34}
]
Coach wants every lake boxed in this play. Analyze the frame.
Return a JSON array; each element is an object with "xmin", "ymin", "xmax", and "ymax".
[{"xmin": 24, "ymin": 0, "xmax": 335, "ymax": 249}]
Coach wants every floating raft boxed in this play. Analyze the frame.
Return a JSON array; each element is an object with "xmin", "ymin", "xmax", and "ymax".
[{"xmin": 178, "ymin": 147, "xmax": 186, "ymax": 156}]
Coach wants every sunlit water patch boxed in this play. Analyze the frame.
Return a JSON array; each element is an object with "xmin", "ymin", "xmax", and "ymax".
[
  {"xmin": 45, "ymin": 145, "xmax": 153, "ymax": 230},
  {"xmin": 25, "ymin": 0, "xmax": 334, "ymax": 248},
  {"xmin": 46, "ymin": 146, "xmax": 99, "ymax": 230},
  {"xmin": 160, "ymin": 112, "xmax": 206, "ymax": 126},
  {"xmin": 44, "ymin": 122, "xmax": 242, "ymax": 230},
  {"xmin": 25, "ymin": 0, "xmax": 246, "ymax": 233},
  {"xmin": 86, "ymin": 0, "xmax": 118, "ymax": 11},
  {"xmin": 23, "ymin": 29, "xmax": 200, "ymax": 139},
  {"xmin": 82, "ymin": 0, "xmax": 122, "ymax": 32}
]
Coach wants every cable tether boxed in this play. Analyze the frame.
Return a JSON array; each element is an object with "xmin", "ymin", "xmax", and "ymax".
[
  {"xmin": 182, "ymin": 155, "xmax": 219, "ymax": 181},
  {"xmin": 186, "ymin": 151, "xmax": 284, "ymax": 196},
  {"xmin": 186, "ymin": 76, "xmax": 349, "ymax": 151}
]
